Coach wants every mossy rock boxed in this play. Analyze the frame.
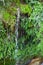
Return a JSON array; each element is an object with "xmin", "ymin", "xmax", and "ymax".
[
  {"xmin": 3, "ymin": 10, "xmax": 16, "ymax": 23},
  {"xmin": 20, "ymin": 4, "xmax": 32, "ymax": 15},
  {"xmin": 6, "ymin": 6, "xmax": 17, "ymax": 15},
  {"xmin": 3, "ymin": 10, "xmax": 16, "ymax": 32}
]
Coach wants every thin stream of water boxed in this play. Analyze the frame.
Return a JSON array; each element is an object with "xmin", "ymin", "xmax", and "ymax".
[
  {"xmin": 15, "ymin": 8, "xmax": 20, "ymax": 65},
  {"xmin": 0, "ymin": 0, "xmax": 5, "ymax": 6}
]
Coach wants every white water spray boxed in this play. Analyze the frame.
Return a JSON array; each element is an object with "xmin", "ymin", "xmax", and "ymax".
[
  {"xmin": 15, "ymin": 8, "xmax": 20, "ymax": 65},
  {"xmin": 0, "ymin": 0, "xmax": 5, "ymax": 6}
]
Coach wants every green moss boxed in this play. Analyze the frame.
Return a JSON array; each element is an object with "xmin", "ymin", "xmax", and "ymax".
[
  {"xmin": 13, "ymin": 0, "xmax": 20, "ymax": 6},
  {"xmin": 20, "ymin": 4, "xmax": 32, "ymax": 15},
  {"xmin": 3, "ymin": 10, "xmax": 16, "ymax": 31},
  {"xmin": 6, "ymin": 6, "xmax": 17, "ymax": 15},
  {"xmin": 3, "ymin": 11, "xmax": 10, "ymax": 21},
  {"xmin": 12, "ymin": 7, "xmax": 17, "ymax": 14}
]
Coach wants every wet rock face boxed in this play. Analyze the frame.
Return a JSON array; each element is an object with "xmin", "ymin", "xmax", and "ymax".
[{"xmin": 41, "ymin": 63, "xmax": 43, "ymax": 65}]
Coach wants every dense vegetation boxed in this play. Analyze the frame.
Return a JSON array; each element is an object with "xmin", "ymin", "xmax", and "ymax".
[{"xmin": 0, "ymin": 0, "xmax": 43, "ymax": 65}]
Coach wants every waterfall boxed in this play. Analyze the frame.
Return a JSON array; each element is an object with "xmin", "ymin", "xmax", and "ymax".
[
  {"xmin": 15, "ymin": 8, "xmax": 20, "ymax": 65},
  {"xmin": 0, "ymin": 0, "xmax": 5, "ymax": 6}
]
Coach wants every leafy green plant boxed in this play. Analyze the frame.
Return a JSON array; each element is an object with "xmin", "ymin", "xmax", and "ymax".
[
  {"xmin": 17, "ymin": 1, "xmax": 43, "ymax": 62},
  {"xmin": 0, "ymin": 21, "xmax": 15, "ymax": 59},
  {"xmin": 0, "ymin": 0, "xmax": 43, "ymax": 65}
]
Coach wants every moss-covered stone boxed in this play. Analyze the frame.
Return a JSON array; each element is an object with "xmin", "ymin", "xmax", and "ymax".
[
  {"xmin": 3, "ymin": 10, "xmax": 16, "ymax": 32},
  {"xmin": 20, "ymin": 4, "xmax": 32, "ymax": 15}
]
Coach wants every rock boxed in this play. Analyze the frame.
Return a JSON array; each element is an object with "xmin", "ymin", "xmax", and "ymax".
[
  {"xmin": 41, "ymin": 63, "xmax": 43, "ymax": 65},
  {"xmin": 29, "ymin": 58, "xmax": 41, "ymax": 65}
]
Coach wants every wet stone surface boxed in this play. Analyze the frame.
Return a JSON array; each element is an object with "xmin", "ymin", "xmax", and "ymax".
[{"xmin": 41, "ymin": 63, "xmax": 43, "ymax": 65}]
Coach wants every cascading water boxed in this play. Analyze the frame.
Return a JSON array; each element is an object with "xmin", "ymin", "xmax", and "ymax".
[
  {"xmin": 15, "ymin": 8, "xmax": 20, "ymax": 65},
  {"xmin": 0, "ymin": 0, "xmax": 5, "ymax": 6}
]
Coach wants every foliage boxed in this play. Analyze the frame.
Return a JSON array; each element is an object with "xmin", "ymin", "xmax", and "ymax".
[
  {"xmin": 17, "ymin": 1, "xmax": 43, "ymax": 63},
  {"xmin": 0, "ymin": 21, "xmax": 15, "ymax": 59},
  {"xmin": 24, "ymin": 0, "xmax": 39, "ymax": 4},
  {"xmin": 0, "ymin": 0, "xmax": 43, "ymax": 65}
]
